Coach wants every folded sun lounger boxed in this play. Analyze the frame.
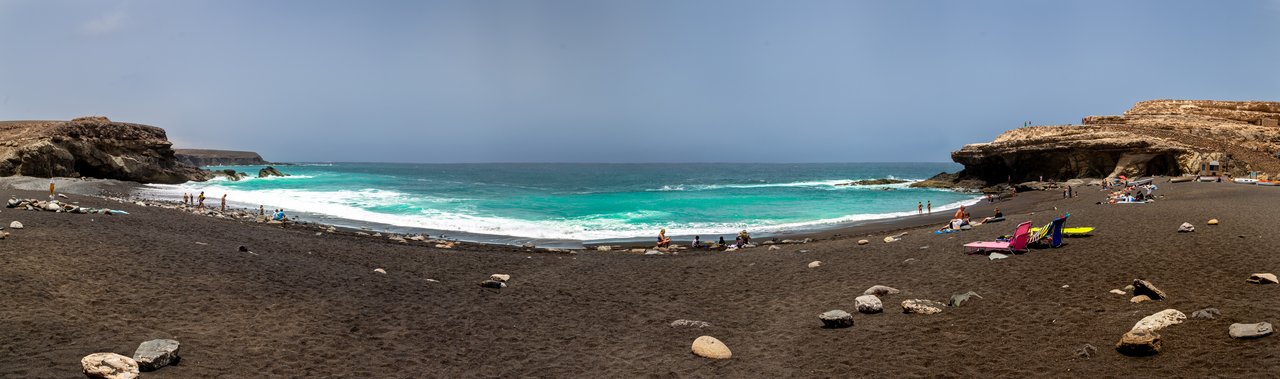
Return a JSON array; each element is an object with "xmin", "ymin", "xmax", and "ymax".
[{"xmin": 964, "ymin": 221, "xmax": 1032, "ymax": 254}]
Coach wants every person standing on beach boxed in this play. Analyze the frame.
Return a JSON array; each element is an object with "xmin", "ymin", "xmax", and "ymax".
[
  {"xmin": 197, "ymin": 191, "xmax": 206, "ymax": 209},
  {"xmin": 918, "ymin": 202, "xmax": 923, "ymax": 214},
  {"xmin": 220, "ymin": 194, "xmax": 227, "ymax": 212},
  {"xmin": 49, "ymin": 178, "xmax": 55, "ymax": 200},
  {"xmin": 1068, "ymin": 186, "xmax": 1073, "ymax": 198},
  {"xmin": 183, "ymin": 193, "xmax": 188, "ymax": 206},
  {"xmin": 259, "ymin": 205, "xmax": 265, "ymax": 216},
  {"xmin": 927, "ymin": 200, "xmax": 932, "ymax": 214}
]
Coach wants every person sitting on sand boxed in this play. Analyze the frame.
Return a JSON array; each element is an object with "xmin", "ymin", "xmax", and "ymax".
[
  {"xmin": 981, "ymin": 208, "xmax": 1004, "ymax": 223},
  {"xmin": 692, "ymin": 235, "xmax": 702, "ymax": 248},
  {"xmin": 657, "ymin": 228, "xmax": 671, "ymax": 247},
  {"xmin": 953, "ymin": 206, "xmax": 966, "ymax": 221},
  {"xmin": 738, "ymin": 230, "xmax": 751, "ymax": 245},
  {"xmin": 718, "ymin": 236, "xmax": 726, "ymax": 247}
]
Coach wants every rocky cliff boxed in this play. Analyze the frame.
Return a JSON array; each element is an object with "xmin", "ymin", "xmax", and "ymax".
[
  {"xmin": 0, "ymin": 117, "xmax": 210, "ymax": 184},
  {"xmin": 174, "ymin": 149, "xmax": 267, "ymax": 166},
  {"xmin": 922, "ymin": 99, "xmax": 1280, "ymax": 188}
]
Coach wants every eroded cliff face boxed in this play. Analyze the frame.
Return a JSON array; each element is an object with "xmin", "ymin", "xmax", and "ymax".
[
  {"xmin": 174, "ymin": 149, "xmax": 267, "ymax": 166},
  {"xmin": 0, "ymin": 117, "xmax": 210, "ymax": 184},
  {"xmin": 938, "ymin": 99, "xmax": 1280, "ymax": 186}
]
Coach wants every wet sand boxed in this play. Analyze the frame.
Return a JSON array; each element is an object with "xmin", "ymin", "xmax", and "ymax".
[{"xmin": 1, "ymin": 180, "xmax": 1277, "ymax": 377}]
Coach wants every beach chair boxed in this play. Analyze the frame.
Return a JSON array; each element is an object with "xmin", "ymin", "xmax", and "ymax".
[
  {"xmin": 1032, "ymin": 215, "xmax": 1067, "ymax": 248},
  {"xmin": 964, "ymin": 221, "xmax": 1032, "ymax": 254}
]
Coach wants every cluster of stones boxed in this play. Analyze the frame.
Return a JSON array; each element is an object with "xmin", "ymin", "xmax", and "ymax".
[
  {"xmin": 7, "ymin": 198, "xmax": 121, "ymax": 215},
  {"xmin": 81, "ymin": 339, "xmax": 181, "ymax": 379}
]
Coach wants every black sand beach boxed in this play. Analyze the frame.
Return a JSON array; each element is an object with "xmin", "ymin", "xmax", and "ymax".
[{"xmin": 1, "ymin": 180, "xmax": 1278, "ymax": 377}]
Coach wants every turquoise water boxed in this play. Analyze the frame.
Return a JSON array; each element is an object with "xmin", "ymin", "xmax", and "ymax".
[{"xmin": 146, "ymin": 163, "xmax": 977, "ymax": 242}]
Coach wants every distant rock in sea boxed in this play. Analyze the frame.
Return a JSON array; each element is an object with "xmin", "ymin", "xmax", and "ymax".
[{"xmin": 0, "ymin": 116, "xmax": 209, "ymax": 184}]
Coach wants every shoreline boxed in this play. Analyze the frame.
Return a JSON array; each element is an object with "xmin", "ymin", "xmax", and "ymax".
[
  {"xmin": 4, "ymin": 175, "xmax": 1278, "ymax": 376},
  {"xmin": 7, "ymin": 175, "xmax": 1004, "ymax": 249}
]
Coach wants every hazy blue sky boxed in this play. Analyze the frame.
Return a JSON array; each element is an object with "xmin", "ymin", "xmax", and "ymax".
[{"xmin": 1, "ymin": 0, "xmax": 1278, "ymax": 163}]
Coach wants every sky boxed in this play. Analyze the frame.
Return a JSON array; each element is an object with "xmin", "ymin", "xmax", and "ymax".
[{"xmin": 1, "ymin": 0, "xmax": 1278, "ymax": 163}]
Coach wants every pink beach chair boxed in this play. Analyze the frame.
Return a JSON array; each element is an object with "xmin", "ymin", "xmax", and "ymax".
[{"xmin": 964, "ymin": 221, "xmax": 1033, "ymax": 254}]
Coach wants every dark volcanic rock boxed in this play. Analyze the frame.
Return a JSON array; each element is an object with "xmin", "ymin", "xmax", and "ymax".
[
  {"xmin": 0, "ymin": 117, "xmax": 210, "ymax": 184},
  {"xmin": 257, "ymin": 166, "xmax": 288, "ymax": 178}
]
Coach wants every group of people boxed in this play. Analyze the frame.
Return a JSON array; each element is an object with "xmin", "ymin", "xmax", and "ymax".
[
  {"xmin": 664, "ymin": 229, "xmax": 751, "ymax": 250},
  {"xmin": 182, "ymin": 191, "xmax": 228, "ymax": 212},
  {"xmin": 1105, "ymin": 183, "xmax": 1157, "ymax": 203},
  {"xmin": 917, "ymin": 201, "xmax": 932, "ymax": 214},
  {"xmin": 936, "ymin": 205, "xmax": 1005, "ymax": 233}
]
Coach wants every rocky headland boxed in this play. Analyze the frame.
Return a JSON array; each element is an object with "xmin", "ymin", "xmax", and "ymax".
[
  {"xmin": 915, "ymin": 99, "xmax": 1280, "ymax": 190},
  {"xmin": 174, "ymin": 149, "xmax": 267, "ymax": 167},
  {"xmin": 0, "ymin": 117, "xmax": 210, "ymax": 184}
]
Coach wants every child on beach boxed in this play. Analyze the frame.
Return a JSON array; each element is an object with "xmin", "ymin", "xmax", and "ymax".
[
  {"xmin": 220, "ymin": 194, "xmax": 227, "ymax": 212},
  {"xmin": 918, "ymin": 202, "xmax": 923, "ymax": 214},
  {"xmin": 197, "ymin": 191, "xmax": 206, "ymax": 208},
  {"xmin": 692, "ymin": 236, "xmax": 702, "ymax": 248}
]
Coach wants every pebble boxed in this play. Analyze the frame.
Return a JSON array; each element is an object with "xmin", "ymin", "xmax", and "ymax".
[
  {"xmin": 1131, "ymin": 309, "xmax": 1186, "ymax": 332},
  {"xmin": 490, "ymin": 274, "xmax": 510, "ymax": 282},
  {"xmin": 691, "ymin": 336, "xmax": 732, "ymax": 359},
  {"xmin": 1228, "ymin": 322, "xmax": 1273, "ymax": 339},
  {"xmin": 901, "ymin": 299, "xmax": 945, "ymax": 315},
  {"xmin": 855, "ymin": 294, "xmax": 883, "ymax": 314},
  {"xmin": 1075, "ymin": 343, "xmax": 1098, "ymax": 358},
  {"xmin": 807, "ymin": 261, "xmax": 822, "ymax": 268},
  {"xmin": 768, "ymin": 245, "xmax": 781, "ymax": 251},
  {"xmin": 479, "ymin": 280, "xmax": 506, "ymax": 289},
  {"xmin": 857, "ymin": 239, "xmax": 869, "ymax": 245},
  {"xmin": 1132, "ymin": 279, "xmax": 1167, "ymax": 300},
  {"xmin": 818, "ymin": 310, "xmax": 854, "ymax": 328},
  {"xmin": 863, "ymin": 285, "xmax": 901, "ymax": 296},
  {"xmin": 1207, "ymin": 218, "xmax": 1219, "ymax": 225},
  {"xmin": 948, "ymin": 291, "xmax": 982, "ymax": 307},
  {"xmin": 133, "ymin": 339, "xmax": 181, "ymax": 372},
  {"xmin": 1246, "ymin": 273, "xmax": 1278, "ymax": 284},
  {"xmin": 1109, "ymin": 289, "xmax": 1126, "ymax": 295},
  {"xmin": 1115, "ymin": 329, "xmax": 1161, "ymax": 356},
  {"xmin": 9, "ymin": 221, "xmax": 22, "ymax": 229},
  {"xmin": 81, "ymin": 352, "xmax": 139, "ymax": 379},
  {"xmin": 374, "ymin": 268, "xmax": 387, "ymax": 274},
  {"xmin": 1177, "ymin": 222, "xmax": 1194, "ymax": 232},
  {"xmin": 670, "ymin": 319, "xmax": 712, "ymax": 328},
  {"xmin": 1130, "ymin": 295, "xmax": 1152, "ymax": 303},
  {"xmin": 1190, "ymin": 308, "xmax": 1220, "ymax": 320}
]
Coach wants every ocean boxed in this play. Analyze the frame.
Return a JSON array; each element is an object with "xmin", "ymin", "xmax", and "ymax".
[{"xmin": 143, "ymin": 162, "xmax": 979, "ymax": 245}]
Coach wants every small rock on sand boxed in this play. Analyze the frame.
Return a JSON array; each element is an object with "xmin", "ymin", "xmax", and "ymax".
[
  {"xmin": 768, "ymin": 245, "xmax": 781, "ymax": 251},
  {"xmin": 1207, "ymin": 219, "xmax": 1219, "ymax": 225},
  {"xmin": 1177, "ymin": 222, "xmax": 1194, "ymax": 232},
  {"xmin": 1075, "ymin": 343, "xmax": 1098, "ymax": 358},
  {"xmin": 670, "ymin": 319, "xmax": 712, "ymax": 328},
  {"xmin": 948, "ymin": 291, "xmax": 982, "ymax": 307},
  {"xmin": 883, "ymin": 236, "xmax": 898, "ymax": 243},
  {"xmin": 857, "ymin": 239, "xmax": 869, "ymax": 245},
  {"xmin": 855, "ymin": 294, "xmax": 883, "ymax": 314},
  {"xmin": 1131, "ymin": 309, "xmax": 1186, "ymax": 332},
  {"xmin": 133, "ymin": 339, "xmax": 180, "ymax": 372},
  {"xmin": 479, "ymin": 280, "xmax": 506, "ymax": 289},
  {"xmin": 1246, "ymin": 273, "xmax": 1278, "ymax": 284},
  {"xmin": 596, "ymin": 246, "xmax": 611, "ymax": 251},
  {"xmin": 901, "ymin": 299, "xmax": 945, "ymax": 315},
  {"xmin": 9, "ymin": 221, "xmax": 22, "ymax": 229},
  {"xmin": 1190, "ymin": 308, "xmax": 1220, "ymax": 320},
  {"xmin": 1130, "ymin": 295, "xmax": 1152, "ymax": 303},
  {"xmin": 81, "ymin": 352, "xmax": 139, "ymax": 379},
  {"xmin": 819, "ymin": 310, "xmax": 854, "ymax": 328},
  {"xmin": 490, "ymin": 274, "xmax": 510, "ymax": 282},
  {"xmin": 374, "ymin": 268, "xmax": 387, "ymax": 274},
  {"xmin": 691, "ymin": 336, "xmax": 732, "ymax": 359},
  {"xmin": 863, "ymin": 285, "xmax": 900, "ymax": 296},
  {"xmin": 807, "ymin": 261, "xmax": 822, "ymax": 268},
  {"xmin": 1115, "ymin": 329, "xmax": 1162, "ymax": 356},
  {"xmin": 988, "ymin": 253, "xmax": 1009, "ymax": 260},
  {"xmin": 1132, "ymin": 279, "xmax": 1167, "ymax": 300},
  {"xmin": 1110, "ymin": 289, "xmax": 1126, "ymax": 295},
  {"xmin": 1228, "ymin": 322, "xmax": 1273, "ymax": 339}
]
